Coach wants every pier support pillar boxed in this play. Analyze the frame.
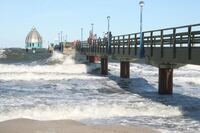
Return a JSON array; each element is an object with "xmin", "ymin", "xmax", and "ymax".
[
  {"xmin": 101, "ymin": 57, "xmax": 108, "ymax": 75},
  {"xmin": 120, "ymin": 61, "xmax": 130, "ymax": 78},
  {"xmin": 159, "ymin": 68, "xmax": 173, "ymax": 95},
  {"xmin": 89, "ymin": 56, "xmax": 99, "ymax": 63}
]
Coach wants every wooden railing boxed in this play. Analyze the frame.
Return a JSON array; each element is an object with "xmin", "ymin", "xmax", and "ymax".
[{"xmin": 77, "ymin": 24, "xmax": 200, "ymax": 59}]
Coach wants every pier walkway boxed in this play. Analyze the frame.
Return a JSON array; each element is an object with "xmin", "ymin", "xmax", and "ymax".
[{"xmin": 76, "ymin": 24, "xmax": 200, "ymax": 95}]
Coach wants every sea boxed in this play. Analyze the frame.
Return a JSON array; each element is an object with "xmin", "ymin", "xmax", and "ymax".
[{"xmin": 0, "ymin": 48, "xmax": 200, "ymax": 133}]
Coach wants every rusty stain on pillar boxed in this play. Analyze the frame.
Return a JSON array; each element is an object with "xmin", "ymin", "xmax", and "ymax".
[
  {"xmin": 89, "ymin": 56, "xmax": 99, "ymax": 63},
  {"xmin": 101, "ymin": 57, "xmax": 108, "ymax": 75},
  {"xmin": 159, "ymin": 68, "xmax": 173, "ymax": 95},
  {"xmin": 120, "ymin": 61, "xmax": 130, "ymax": 78},
  {"xmin": 89, "ymin": 56, "xmax": 94, "ymax": 63}
]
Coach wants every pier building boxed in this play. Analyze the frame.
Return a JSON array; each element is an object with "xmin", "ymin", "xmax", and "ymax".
[{"xmin": 25, "ymin": 26, "xmax": 43, "ymax": 49}]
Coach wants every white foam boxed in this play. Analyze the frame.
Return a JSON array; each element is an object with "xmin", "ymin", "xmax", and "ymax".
[
  {"xmin": 1, "ymin": 53, "xmax": 200, "ymax": 133},
  {"xmin": 0, "ymin": 49, "xmax": 7, "ymax": 59},
  {"xmin": 0, "ymin": 102, "xmax": 182, "ymax": 122},
  {"xmin": 0, "ymin": 51, "xmax": 100, "ymax": 81}
]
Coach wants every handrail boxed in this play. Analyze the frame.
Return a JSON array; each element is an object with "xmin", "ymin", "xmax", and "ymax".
[
  {"xmin": 80, "ymin": 23, "xmax": 200, "ymax": 43},
  {"xmin": 143, "ymin": 23, "xmax": 200, "ymax": 34},
  {"xmin": 112, "ymin": 23, "xmax": 200, "ymax": 38}
]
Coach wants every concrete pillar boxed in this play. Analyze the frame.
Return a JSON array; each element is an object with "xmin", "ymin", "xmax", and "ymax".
[
  {"xmin": 89, "ymin": 56, "xmax": 99, "ymax": 63},
  {"xmin": 120, "ymin": 61, "xmax": 130, "ymax": 78},
  {"xmin": 159, "ymin": 68, "xmax": 173, "ymax": 95},
  {"xmin": 101, "ymin": 57, "xmax": 108, "ymax": 75}
]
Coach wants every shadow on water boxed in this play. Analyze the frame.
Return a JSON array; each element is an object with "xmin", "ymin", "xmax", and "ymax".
[
  {"xmin": 74, "ymin": 50, "xmax": 200, "ymax": 122},
  {"xmin": 108, "ymin": 74, "xmax": 200, "ymax": 122},
  {"xmin": 76, "ymin": 52, "xmax": 200, "ymax": 121}
]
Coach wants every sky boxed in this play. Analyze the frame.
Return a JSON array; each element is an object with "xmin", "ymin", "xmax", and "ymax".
[{"xmin": 0, "ymin": 0, "xmax": 199, "ymax": 48}]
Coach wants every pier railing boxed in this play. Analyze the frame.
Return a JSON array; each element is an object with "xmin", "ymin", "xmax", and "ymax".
[{"xmin": 77, "ymin": 23, "xmax": 200, "ymax": 65}]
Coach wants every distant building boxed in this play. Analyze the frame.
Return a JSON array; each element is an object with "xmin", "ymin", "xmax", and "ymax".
[{"xmin": 25, "ymin": 26, "xmax": 43, "ymax": 49}]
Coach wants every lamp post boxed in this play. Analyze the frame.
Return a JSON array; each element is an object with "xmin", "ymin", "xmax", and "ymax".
[
  {"xmin": 60, "ymin": 31, "xmax": 63, "ymax": 42},
  {"xmin": 58, "ymin": 33, "xmax": 60, "ymax": 44},
  {"xmin": 81, "ymin": 28, "xmax": 83, "ymax": 42},
  {"xmin": 139, "ymin": 0, "xmax": 144, "ymax": 57},
  {"xmin": 107, "ymin": 16, "xmax": 111, "ymax": 54},
  {"xmin": 81, "ymin": 28, "xmax": 83, "ymax": 49},
  {"xmin": 91, "ymin": 23, "xmax": 94, "ymax": 38},
  {"xmin": 107, "ymin": 16, "xmax": 110, "ymax": 33}
]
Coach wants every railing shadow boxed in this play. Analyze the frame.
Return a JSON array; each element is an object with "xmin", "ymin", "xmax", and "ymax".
[{"xmin": 108, "ymin": 74, "xmax": 200, "ymax": 122}]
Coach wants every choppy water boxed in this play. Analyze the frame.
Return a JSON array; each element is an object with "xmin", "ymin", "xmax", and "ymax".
[{"xmin": 0, "ymin": 49, "xmax": 200, "ymax": 133}]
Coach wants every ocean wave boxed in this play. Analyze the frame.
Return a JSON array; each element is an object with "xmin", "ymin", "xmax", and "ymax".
[
  {"xmin": 0, "ymin": 49, "xmax": 7, "ymax": 59},
  {"xmin": 0, "ymin": 102, "xmax": 182, "ymax": 122}
]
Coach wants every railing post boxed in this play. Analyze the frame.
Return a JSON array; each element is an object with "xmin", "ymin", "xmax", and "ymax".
[
  {"xmin": 123, "ymin": 35, "xmax": 125, "ymax": 55},
  {"xmin": 98, "ymin": 39, "xmax": 100, "ymax": 53},
  {"xmin": 128, "ymin": 35, "xmax": 131, "ymax": 55},
  {"xmin": 180, "ymin": 34, "xmax": 183, "ymax": 47},
  {"xmin": 188, "ymin": 26, "xmax": 192, "ymax": 60},
  {"xmin": 192, "ymin": 34, "xmax": 195, "ymax": 47},
  {"xmin": 106, "ymin": 37, "xmax": 108, "ymax": 54},
  {"xmin": 160, "ymin": 30, "xmax": 164, "ymax": 58},
  {"xmin": 113, "ymin": 37, "xmax": 116, "ymax": 54},
  {"xmin": 150, "ymin": 31, "xmax": 153, "ymax": 57},
  {"xmin": 172, "ymin": 28, "xmax": 176, "ymax": 58},
  {"xmin": 89, "ymin": 44, "xmax": 91, "ymax": 53},
  {"xmin": 103, "ymin": 37, "xmax": 105, "ymax": 54},
  {"xmin": 134, "ymin": 34, "xmax": 137, "ymax": 56},
  {"xmin": 95, "ymin": 40, "xmax": 97, "ymax": 54},
  {"xmin": 107, "ymin": 32, "xmax": 112, "ymax": 54},
  {"xmin": 139, "ymin": 32, "xmax": 145, "ymax": 58},
  {"xmin": 118, "ymin": 36, "xmax": 120, "ymax": 54},
  {"xmin": 94, "ymin": 40, "xmax": 96, "ymax": 54}
]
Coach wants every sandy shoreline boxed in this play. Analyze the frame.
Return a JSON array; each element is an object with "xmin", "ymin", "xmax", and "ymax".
[{"xmin": 0, "ymin": 118, "xmax": 160, "ymax": 133}]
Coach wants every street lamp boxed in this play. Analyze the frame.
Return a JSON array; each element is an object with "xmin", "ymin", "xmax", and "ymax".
[
  {"xmin": 107, "ymin": 16, "xmax": 110, "ymax": 33},
  {"xmin": 107, "ymin": 16, "xmax": 111, "ymax": 54},
  {"xmin": 60, "ymin": 31, "xmax": 63, "ymax": 52},
  {"xmin": 91, "ymin": 23, "xmax": 94, "ymax": 38},
  {"xmin": 80, "ymin": 28, "xmax": 83, "ymax": 49},
  {"xmin": 81, "ymin": 28, "xmax": 83, "ymax": 42},
  {"xmin": 60, "ymin": 31, "xmax": 63, "ymax": 42},
  {"xmin": 139, "ymin": 0, "xmax": 145, "ymax": 57},
  {"xmin": 58, "ymin": 33, "xmax": 60, "ymax": 44}
]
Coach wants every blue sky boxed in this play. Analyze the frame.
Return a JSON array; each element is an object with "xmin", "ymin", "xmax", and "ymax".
[{"xmin": 0, "ymin": 0, "xmax": 199, "ymax": 48}]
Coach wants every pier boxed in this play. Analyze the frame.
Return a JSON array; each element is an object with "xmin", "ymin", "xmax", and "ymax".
[{"xmin": 76, "ymin": 23, "xmax": 200, "ymax": 95}]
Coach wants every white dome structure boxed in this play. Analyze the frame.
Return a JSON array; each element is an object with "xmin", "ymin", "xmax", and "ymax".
[{"xmin": 25, "ymin": 26, "xmax": 43, "ymax": 49}]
